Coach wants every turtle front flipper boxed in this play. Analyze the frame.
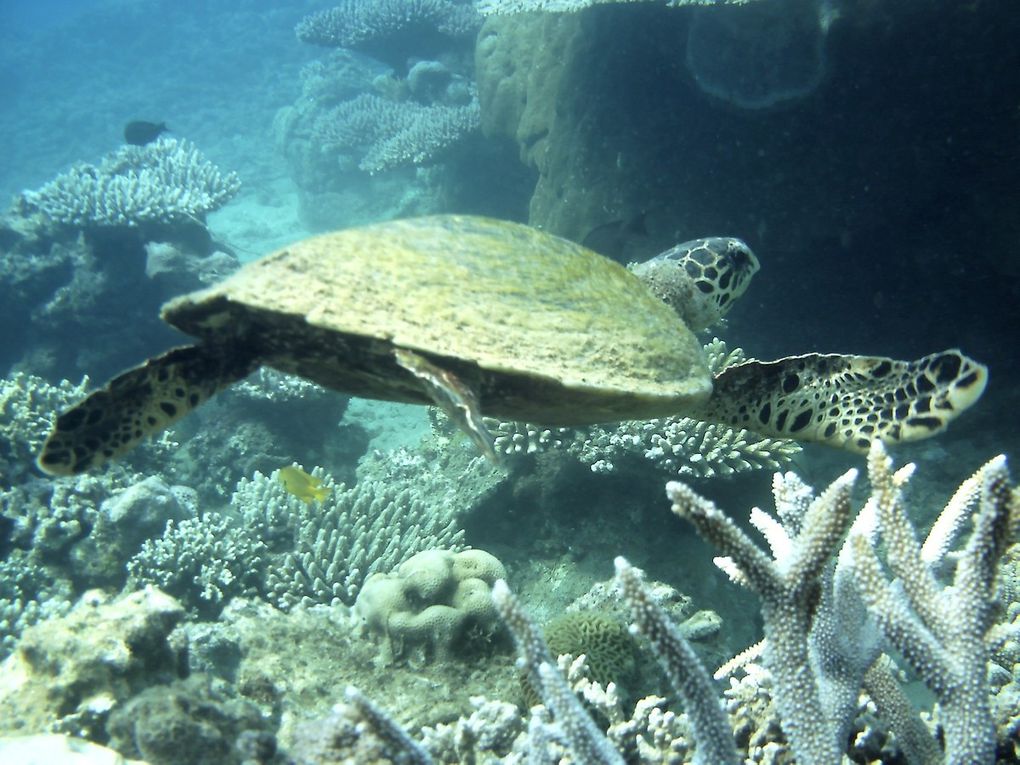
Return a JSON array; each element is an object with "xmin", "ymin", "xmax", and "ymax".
[
  {"xmin": 695, "ymin": 349, "xmax": 988, "ymax": 451},
  {"xmin": 37, "ymin": 344, "xmax": 259, "ymax": 476}
]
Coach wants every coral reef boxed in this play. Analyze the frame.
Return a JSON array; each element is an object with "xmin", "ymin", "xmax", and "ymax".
[
  {"xmin": 0, "ymin": 553, "xmax": 72, "ymax": 660},
  {"xmin": 543, "ymin": 612, "xmax": 639, "ymax": 694},
  {"xmin": 354, "ymin": 548, "xmax": 507, "ymax": 663},
  {"xmin": 19, "ymin": 138, "xmax": 241, "ymax": 228},
  {"xmin": 295, "ymin": 1, "xmax": 481, "ymax": 69},
  {"xmin": 126, "ymin": 514, "xmax": 267, "ymax": 617},
  {"xmin": 478, "ymin": 0, "xmax": 760, "ymax": 12},
  {"xmin": 0, "ymin": 588, "xmax": 186, "ymax": 740},
  {"xmin": 311, "ymin": 92, "xmax": 481, "ymax": 174},
  {"xmin": 0, "ymin": 441, "xmax": 1013, "ymax": 763},
  {"xmin": 235, "ymin": 467, "xmax": 469, "ymax": 610},
  {"xmin": 279, "ymin": 442, "xmax": 1017, "ymax": 763},
  {"xmin": 0, "ymin": 371, "xmax": 87, "ymax": 487},
  {"xmin": 107, "ymin": 674, "xmax": 278, "ymax": 765}
]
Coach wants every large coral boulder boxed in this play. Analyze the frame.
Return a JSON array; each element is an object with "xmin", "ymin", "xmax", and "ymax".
[
  {"xmin": 354, "ymin": 548, "xmax": 507, "ymax": 663},
  {"xmin": 0, "ymin": 588, "xmax": 186, "ymax": 739}
]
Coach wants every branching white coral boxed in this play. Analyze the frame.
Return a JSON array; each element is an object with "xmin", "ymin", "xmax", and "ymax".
[
  {"xmin": 21, "ymin": 138, "xmax": 240, "ymax": 227},
  {"xmin": 490, "ymin": 340, "xmax": 801, "ymax": 479},
  {"xmin": 477, "ymin": 0, "xmax": 759, "ymax": 15}
]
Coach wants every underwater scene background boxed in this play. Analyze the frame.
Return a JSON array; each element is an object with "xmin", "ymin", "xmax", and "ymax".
[{"xmin": 0, "ymin": 0, "xmax": 1018, "ymax": 763}]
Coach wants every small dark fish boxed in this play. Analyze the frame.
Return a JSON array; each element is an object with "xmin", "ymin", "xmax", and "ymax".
[
  {"xmin": 581, "ymin": 210, "xmax": 649, "ymax": 261},
  {"xmin": 124, "ymin": 120, "xmax": 168, "ymax": 146}
]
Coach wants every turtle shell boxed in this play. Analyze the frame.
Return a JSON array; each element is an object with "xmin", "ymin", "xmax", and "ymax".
[{"xmin": 162, "ymin": 215, "xmax": 711, "ymax": 425}]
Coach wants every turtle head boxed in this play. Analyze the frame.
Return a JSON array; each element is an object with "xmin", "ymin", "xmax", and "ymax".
[{"xmin": 629, "ymin": 237, "xmax": 759, "ymax": 332}]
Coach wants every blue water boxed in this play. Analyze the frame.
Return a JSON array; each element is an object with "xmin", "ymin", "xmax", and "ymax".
[{"xmin": 0, "ymin": 0, "xmax": 323, "ymax": 201}]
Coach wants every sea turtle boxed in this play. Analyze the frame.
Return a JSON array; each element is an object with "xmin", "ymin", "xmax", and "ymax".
[{"xmin": 37, "ymin": 215, "xmax": 987, "ymax": 476}]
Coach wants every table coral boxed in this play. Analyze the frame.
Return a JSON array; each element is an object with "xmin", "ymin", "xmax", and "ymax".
[{"xmin": 20, "ymin": 138, "xmax": 240, "ymax": 228}]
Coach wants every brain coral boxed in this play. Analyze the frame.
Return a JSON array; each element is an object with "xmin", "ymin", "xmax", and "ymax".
[
  {"xmin": 544, "ymin": 612, "xmax": 639, "ymax": 691},
  {"xmin": 353, "ymin": 548, "xmax": 506, "ymax": 663}
]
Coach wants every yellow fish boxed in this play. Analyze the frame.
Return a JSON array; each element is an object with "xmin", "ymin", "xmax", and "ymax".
[{"xmin": 277, "ymin": 466, "xmax": 330, "ymax": 504}]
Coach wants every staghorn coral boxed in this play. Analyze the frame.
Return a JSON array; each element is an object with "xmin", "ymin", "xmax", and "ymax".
[
  {"xmin": 311, "ymin": 92, "xmax": 481, "ymax": 174},
  {"xmin": 615, "ymin": 558, "xmax": 739, "ymax": 765},
  {"xmin": 846, "ymin": 444, "xmax": 1018, "ymax": 763},
  {"xmin": 669, "ymin": 441, "xmax": 1017, "ymax": 763},
  {"xmin": 667, "ymin": 465, "xmax": 882, "ymax": 763},
  {"xmin": 994, "ymin": 541, "xmax": 1020, "ymax": 688},
  {"xmin": 556, "ymin": 653, "xmax": 699, "ymax": 763},
  {"xmin": 19, "ymin": 138, "xmax": 240, "ymax": 227},
  {"xmin": 493, "ymin": 579, "xmax": 627, "ymax": 765}
]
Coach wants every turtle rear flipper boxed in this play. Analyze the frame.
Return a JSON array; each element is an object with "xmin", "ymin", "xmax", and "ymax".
[
  {"xmin": 697, "ymin": 349, "xmax": 988, "ymax": 451},
  {"xmin": 37, "ymin": 344, "xmax": 258, "ymax": 476}
]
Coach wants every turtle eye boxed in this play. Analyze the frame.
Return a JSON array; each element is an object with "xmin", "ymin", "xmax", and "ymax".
[
  {"xmin": 725, "ymin": 241, "xmax": 758, "ymax": 275},
  {"xmin": 727, "ymin": 246, "xmax": 751, "ymax": 270}
]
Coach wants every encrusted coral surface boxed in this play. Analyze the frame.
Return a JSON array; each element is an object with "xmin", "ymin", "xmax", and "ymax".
[{"xmin": 0, "ymin": 588, "xmax": 186, "ymax": 739}]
